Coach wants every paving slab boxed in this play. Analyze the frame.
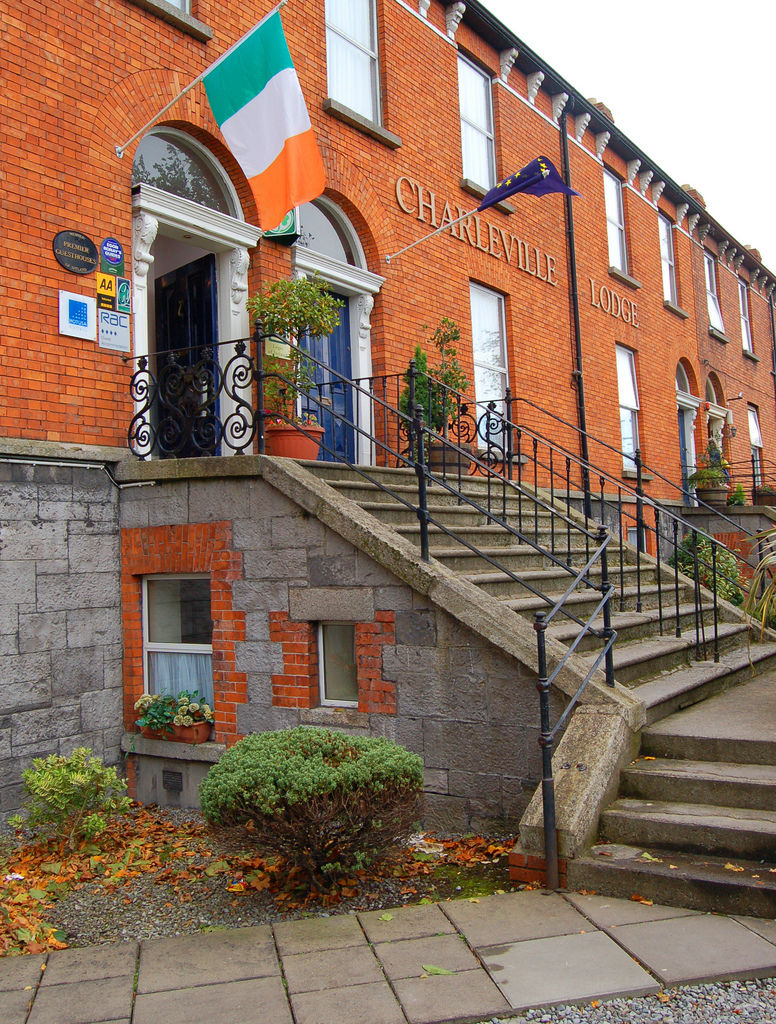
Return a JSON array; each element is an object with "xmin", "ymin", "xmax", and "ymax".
[
  {"xmin": 392, "ymin": 966, "xmax": 510, "ymax": 1024},
  {"xmin": 564, "ymin": 892, "xmax": 699, "ymax": 927},
  {"xmin": 273, "ymin": 913, "xmax": 366, "ymax": 956},
  {"xmin": 134, "ymin": 975, "xmax": 291, "ymax": 1024},
  {"xmin": 0, "ymin": 955, "xmax": 46, "ymax": 991},
  {"xmin": 443, "ymin": 890, "xmax": 592, "ymax": 948},
  {"xmin": 137, "ymin": 926, "xmax": 277, "ymax": 992},
  {"xmin": 41, "ymin": 941, "xmax": 137, "ymax": 986},
  {"xmin": 359, "ymin": 903, "xmax": 456, "ymax": 944},
  {"xmin": 0, "ymin": 987, "xmax": 35, "ymax": 1024},
  {"xmin": 374, "ymin": 932, "xmax": 480, "ymax": 980},
  {"xmin": 281, "ymin": 944, "xmax": 384, "ymax": 993},
  {"xmin": 480, "ymin": 929, "xmax": 659, "ymax": 1010},
  {"xmin": 735, "ymin": 915, "xmax": 776, "ymax": 945},
  {"xmin": 290, "ymin": 979, "xmax": 405, "ymax": 1024},
  {"xmin": 612, "ymin": 913, "xmax": 776, "ymax": 985},
  {"xmin": 27, "ymin": 975, "xmax": 135, "ymax": 1024}
]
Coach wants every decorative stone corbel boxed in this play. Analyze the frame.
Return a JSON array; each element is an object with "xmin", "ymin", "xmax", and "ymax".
[
  {"xmin": 638, "ymin": 170, "xmax": 653, "ymax": 196},
  {"xmin": 734, "ymin": 251, "xmax": 745, "ymax": 270},
  {"xmin": 652, "ymin": 180, "xmax": 666, "ymax": 205},
  {"xmin": 697, "ymin": 223, "xmax": 710, "ymax": 244},
  {"xmin": 595, "ymin": 131, "xmax": 610, "ymax": 159},
  {"xmin": 751, "ymin": 269, "xmax": 761, "ymax": 290},
  {"xmin": 526, "ymin": 70, "xmax": 544, "ymax": 104},
  {"xmin": 626, "ymin": 159, "xmax": 640, "ymax": 186},
  {"xmin": 687, "ymin": 212, "xmax": 700, "ymax": 235},
  {"xmin": 357, "ymin": 294, "xmax": 374, "ymax": 352},
  {"xmin": 230, "ymin": 247, "xmax": 249, "ymax": 309},
  {"xmin": 727, "ymin": 246, "xmax": 737, "ymax": 266},
  {"xmin": 499, "ymin": 47, "xmax": 518, "ymax": 82},
  {"xmin": 718, "ymin": 239, "xmax": 729, "ymax": 260},
  {"xmin": 766, "ymin": 281, "xmax": 775, "ymax": 300},
  {"xmin": 552, "ymin": 92, "xmax": 569, "ymax": 123},
  {"xmin": 675, "ymin": 202, "xmax": 688, "ymax": 227},
  {"xmin": 445, "ymin": 2, "xmax": 465, "ymax": 39},
  {"xmin": 574, "ymin": 112, "xmax": 591, "ymax": 142},
  {"xmin": 132, "ymin": 212, "xmax": 159, "ymax": 282},
  {"xmin": 418, "ymin": 0, "xmax": 430, "ymax": 17}
]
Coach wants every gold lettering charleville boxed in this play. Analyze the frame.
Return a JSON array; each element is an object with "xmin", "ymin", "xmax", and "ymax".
[{"xmin": 395, "ymin": 176, "xmax": 558, "ymax": 286}]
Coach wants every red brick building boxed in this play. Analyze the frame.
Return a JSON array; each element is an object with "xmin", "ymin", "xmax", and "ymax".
[{"xmin": 2, "ymin": 0, "xmax": 775, "ymax": 817}]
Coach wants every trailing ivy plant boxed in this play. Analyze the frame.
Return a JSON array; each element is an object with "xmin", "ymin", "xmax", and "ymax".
[
  {"xmin": 9, "ymin": 748, "xmax": 131, "ymax": 850},
  {"xmin": 199, "ymin": 726, "xmax": 423, "ymax": 890}
]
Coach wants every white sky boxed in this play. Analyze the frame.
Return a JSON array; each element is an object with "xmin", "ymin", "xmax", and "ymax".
[{"xmin": 485, "ymin": 0, "xmax": 776, "ymax": 270}]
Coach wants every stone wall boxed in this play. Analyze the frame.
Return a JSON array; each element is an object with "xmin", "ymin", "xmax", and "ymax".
[
  {"xmin": 0, "ymin": 443, "xmax": 125, "ymax": 812},
  {"xmin": 116, "ymin": 461, "xmax": 560, "ymax": 832}
]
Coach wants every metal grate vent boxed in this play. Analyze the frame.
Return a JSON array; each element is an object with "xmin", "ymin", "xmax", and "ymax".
[{"xmin": 162, "ymin": 770, "xmax": 183, "ymax": 792}]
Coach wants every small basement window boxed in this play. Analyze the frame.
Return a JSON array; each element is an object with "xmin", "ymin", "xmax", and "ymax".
[
  {"xmin": 143, "ymin": 575, "xmax": 213, "ymax": 704},
  {"xmin": 318, "ymin": 623, "xmax": 358, "ymax": 706}
]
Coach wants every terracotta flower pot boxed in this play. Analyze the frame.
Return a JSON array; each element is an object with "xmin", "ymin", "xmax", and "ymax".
[
  {"xmin": 140, "ymin": 725, "xmax": 169, "ymax": 740},
  {"xmin": 264, "ymin": 423, "xmax": 324, "ymax": 460},
  {"xmin": 171, "ymin": 721, "xmax": 212, "ymax": 744}
]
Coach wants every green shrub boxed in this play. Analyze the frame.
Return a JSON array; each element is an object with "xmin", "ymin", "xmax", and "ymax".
[
  {"xmin": 671, "ymin": 533, "xmax": 744, "ymax": 604},
  {"xmin": 199, "ymin": 726, "xmax": 423, "ymax": 889},
  {"xmin": 9, "ymin": 748, "xmax": 131, "ymax": 849}
]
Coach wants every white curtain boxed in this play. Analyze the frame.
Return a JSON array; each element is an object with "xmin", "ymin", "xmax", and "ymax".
[{"xmin": 148, "ymin": 652, "xmax": 213, "ymax": 705}]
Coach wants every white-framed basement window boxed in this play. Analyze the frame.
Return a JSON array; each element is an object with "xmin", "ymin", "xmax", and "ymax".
[
  {"xmin": 325, "ymin": 0, "xmax": 380, "ymax": 124},
  {"xmin": 318, "ymin": 623, "xmax": 358, "ymax": 706},
  {"xmin": 705, "ymin": 251, "xmax": 725, "ymax": 333},
  {"xmin": 748, "ymin": 406, "xmax": 763, "ymax": 486},
  {"xmin": 604, "ymin": 169, "xmax": 628, "ymax": 273},
  {"xmin": 458, "ymin": 55, "xmax": 495, "ymax": 189},
  {"xmin": 616, "ymin": 345, "xmax": 640, "ymax": 470},
  {"xmin": 739, "ymin": 279, "xmax": 753, "ymax": 353},
  {"xmin": 143, "ymin": 575, "xmax": 213, "ymax": 704}
]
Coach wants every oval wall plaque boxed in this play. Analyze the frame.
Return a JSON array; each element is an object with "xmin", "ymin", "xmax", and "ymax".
[{"xmin": 52, "ymin": 230, "xmax": 99, "ymax": 275}]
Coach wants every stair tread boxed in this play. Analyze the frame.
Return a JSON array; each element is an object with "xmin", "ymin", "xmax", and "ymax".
[
  {"xmin": 605, "ymin": 797, "xmax": 776, "ymax": 830},
  {"xmin": 633, "ymin": 643, "xmax": 776, "ymax": 708},
  {"xmin": 576, "ymin": 620, "xmax": 751, "ymax": 671},
  {"xmin": 547, "ymin": 603, "xmax": 723, "ymax": 642},
  {"xmin": 624, "ymin": 757, "xmax": 776, "ymax": 785}
]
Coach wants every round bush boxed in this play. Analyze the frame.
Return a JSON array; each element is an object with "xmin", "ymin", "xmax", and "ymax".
[{"xmin": 199, "ymin": 727, "xmax": 423, "ymax": 887}]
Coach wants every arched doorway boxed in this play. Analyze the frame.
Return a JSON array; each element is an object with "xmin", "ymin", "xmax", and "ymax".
[
  {"xmin": 293, "ymin": 199, "xmax": 384, "ymax": 464},
  {"xmin": 676, "ymin": 362, "xmax": 699, "ymax": 502},
  {"xmin": 131, "ymin": 128, "xmax": 261, "ymax": 456}
]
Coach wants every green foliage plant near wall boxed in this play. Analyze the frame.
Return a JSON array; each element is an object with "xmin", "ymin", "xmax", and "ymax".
[{"xmin": 199, "ymin": 726, "xmax": 423, "ymax": 889}]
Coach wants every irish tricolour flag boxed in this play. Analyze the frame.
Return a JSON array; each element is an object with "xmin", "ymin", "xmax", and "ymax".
[{"xmin": 203, "ymin": 9, "xmax": 325, "ymax": 231}]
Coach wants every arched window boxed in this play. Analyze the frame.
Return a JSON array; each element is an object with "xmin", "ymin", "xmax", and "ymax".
[
  {"xmin": 296, "ymin": 201, "xmax": 362, "ymax": 266},
  {"xmin": 132, "ymin": 129, "xmax": 236, "ymax": 216},
  {"xmin": 676, "ymin": 363, "xmax": 691, "ymax": 395}
]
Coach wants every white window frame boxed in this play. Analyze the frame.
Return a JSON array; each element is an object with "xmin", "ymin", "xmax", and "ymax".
[
  {"xmin": 616, "ymin": 345, "xmax": 640, "ymax": 470},
  {"xmin": 458, "ymin": 55, "xmax": 496, "ymax": 189},
  {"xmin": 325, "ymin": 0, "xmax": 380, "ymax": 124},
  {"xmin": 739, "ymin": 279, "xmax": 753, "ymax": 353},
  {"xmin": 470, "ymin": 283, "xmax": 508, "ymax": 425},
  {"xmin": 317, "ymin": 623, "xmax": 358, "ymax": 707},
  {"xmin": 748, "ymin": 406, "xmax": 763, "ymax": 486},
  {"xmin": 705, "ymin": 251, "xmax": 725, "ymax": 333},
  {"xmin": 658, "ymin": 214, "xmax": 677, "ymax": 304},
  {"xmin": 142, "ymin": 574, "xmax": 213, "ymax": 703},
  {"xmin": 604, "ymin": 169, "xmax": 627, "ymax": 272}
]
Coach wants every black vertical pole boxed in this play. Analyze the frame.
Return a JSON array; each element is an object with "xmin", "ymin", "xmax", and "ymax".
[
  {"xmin": 534, "ymin": 612, "xmax": 559, "ymax": 890},
  {"xmin": 254, "ymin": 322, "xmax": 266, "ymax": 455},
  {"xmin": 598, "ymin": 525, "xmax": 615, "ymax": 687},
  {"xmin": 413, "ymin": 406, "xmax": 430, "ymax": 562}
]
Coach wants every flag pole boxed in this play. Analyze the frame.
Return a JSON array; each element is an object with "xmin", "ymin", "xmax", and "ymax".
[
  {"xmin": 385, "ymin": 207, "xmax": 478, "ymax": 264},
  {"xmin": 115, "ymin": 0, "xmax": 288, "ymax": 158}
]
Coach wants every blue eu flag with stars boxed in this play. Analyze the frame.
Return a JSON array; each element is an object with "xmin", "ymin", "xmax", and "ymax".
[{"xmin": 477, "ymin": 156, "xmax": 580, "ymax": 212}]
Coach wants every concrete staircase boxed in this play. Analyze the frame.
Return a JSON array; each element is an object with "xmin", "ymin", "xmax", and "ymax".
[{"xmin": 306, "ymin": 461, "xmax": 776, "ymax": 914}]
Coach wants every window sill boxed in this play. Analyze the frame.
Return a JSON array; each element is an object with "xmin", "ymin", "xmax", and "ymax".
[
  {"xmin": 322, "ymin": 99, "xmax": 401, "ymax": 149},
  {"xmin": 743, "ymin": 349, "xmax": 760, "ymax": 363},
  {"xmin": 708, "ymin": 326, "xmax": 730, "ymax": 344},
  {"xmin": 125, "ymin": 0, "xmax": 212, "ymax": 40},
  {"xmin": 663, "ymin": 299, "xmax": 689, "ymax": 320},
  {"xmin": 608, "ymin": 266, "xmax": 642, "ymax": 290},
  {"xmin": 622, "ymin": 468, "xmax": 655, "ymax": 482},
  {"xmin": 460, "ymin": 178, "xmax": 514, "ymax": 215}
]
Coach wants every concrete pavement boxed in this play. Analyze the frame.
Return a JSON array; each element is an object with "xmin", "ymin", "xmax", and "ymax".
[{"xmin": 2, "ymin": 889, "xmax": 776, "ymax": 1024}]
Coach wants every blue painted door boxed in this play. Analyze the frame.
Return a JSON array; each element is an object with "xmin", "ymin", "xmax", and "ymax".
[
  {"xmin": 155, "ymin": 254, "xmax": 219, "ymax": 456},
  {"xmin": 302, "ymin": 295, "xmax": 355, "ymax": 462}
]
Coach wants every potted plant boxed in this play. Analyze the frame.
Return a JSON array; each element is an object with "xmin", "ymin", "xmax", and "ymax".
[
  {"xmin": 687, "ymin": 441, "xmax": 729, "ymax": 509},
  {"xmin": 247, "ymin": 275, "xmax": 343, "ymax": 459},
  {"xmin": 727, "ymin": 482, "xmax": 747, "ymax": 507},
  {"xmin": 400, "ymin": 319, "xmax": 471, "ymax": 469},
  {"xmin": 134, "ymin": 690, "xmax": 214, "ymax": 744},
  {"xmin": 755, "ymin": 483, "xmax": 776, "ymax": 506}
]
